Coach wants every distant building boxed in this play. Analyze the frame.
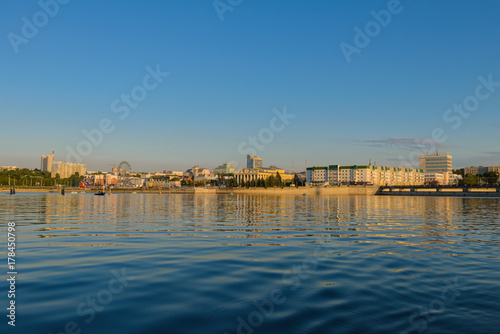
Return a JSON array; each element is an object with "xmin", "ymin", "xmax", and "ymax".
[
  {"xmin": 213, "ymin": 163, "xmax": 235, "ymax": 175},
  {"xmin": 424, "ymin": 172, "xmax": 461, "ymax": 186},
  {"xmin": 234, "ymin": 166, "xmax": 293, "ymax": 184},
  {"xmin": 307, "ymin": 161, "xmax": 424, "ymax": 186},
  {"xmin": 163, "ymin": 170, "xmax": 184, "ymax": 177},
  {"xmin": 419, "ymin": 151, "xmax": 452, "ymax": 173},
  {"xmin": 464, "ymin": 166, "xmax": 500, "ymax": 175},
  {"xmin": 41, "ymin": 153, "xmax": 54, "ymax": 172},
  {"xmin": 50, "ymin": 161, "xmax": 86, "ymax": 178},
  {"xmin": 247, "ymin": 155, "xmax": 263, "ymax": 169},
  {"xmin": 186, "ymin": 166, "xmax": 211, "ymax": 178},
  {"xmin": 148, "ymin": 176, "xmax": 169, "ymax": 188},
  {"xmin": 0, "ymin": 166, "xmax": 18, "ymax": 171}
]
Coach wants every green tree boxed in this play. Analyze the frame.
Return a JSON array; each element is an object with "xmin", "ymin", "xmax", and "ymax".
[
  {"xmin": 266, "ymin": 175, "xmax": 276, "ymax": 187},
  {"xmin": 463, "ymin": 174, "xmax": 479, "ymax": 186},
  {"xmin": 481, "ymin": 172, "xmax": 499, "ymax": 185},
  {"xmin": 276, "ymin": 172, "xmax": 282, "ymax": 187}
]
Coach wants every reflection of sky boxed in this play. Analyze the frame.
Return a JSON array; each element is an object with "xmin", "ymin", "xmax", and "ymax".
[
  {"xmin": 2, "ymin": 193, "xmax": 499, "ymax": 249},
  {"xmin": 2, "ymin": 193, "xmax": 500, "ymax": 334}
]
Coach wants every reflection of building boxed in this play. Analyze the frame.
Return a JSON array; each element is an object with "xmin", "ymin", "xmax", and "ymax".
[
  {"xmin": 464, "ymin": 166, "xmax": 500, "ymax": 175},
  {"xmin": 307, "ymin": 161, "xmax": 424, "ymax": 186},
  {"xmin": 235, "ymin": 167, "xmax": 293, "ymax": 184},
  {"xmin": 41, "ymin": 153, "xmax": 54, "ymax": 172},
  {"xmin": 419, "ymin": 151, "xmax": 452, "ymax": 173},
  {"xmin": 213, "ymin": 163, "xmax": 235, "ymax": 175},
  {"xmin": 247, "ymin": 155, "xmax": 263, "ymax": 169}
]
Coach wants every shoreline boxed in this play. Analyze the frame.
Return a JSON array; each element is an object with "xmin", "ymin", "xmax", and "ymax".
[
  {"xmin": 2, "ymin": 186, "xmax": 500, "ymax": 197},
  {"xmin": 0, "ymin": 186, "xmax": 378, "ymax": 196}
]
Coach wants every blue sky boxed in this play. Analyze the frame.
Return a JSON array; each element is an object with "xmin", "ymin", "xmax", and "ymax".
[{"xmin": 1, "ymin": 0, "xmax": 499, "ymax": 172}]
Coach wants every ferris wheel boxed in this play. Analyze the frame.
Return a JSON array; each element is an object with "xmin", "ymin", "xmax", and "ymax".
[{"xmin": 118, "ymin": 161, "xmax": 131, "ymax": 175}]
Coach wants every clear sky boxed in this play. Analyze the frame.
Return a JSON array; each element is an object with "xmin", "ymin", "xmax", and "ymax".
[{"xmin": 1, "ymin": 0, "xmax": 499, "ymax": 172}]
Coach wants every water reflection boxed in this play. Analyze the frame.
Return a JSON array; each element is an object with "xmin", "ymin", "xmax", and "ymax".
[
  {"xmin": 1, "ymin": 193, "xmax": 499, "ymax": 248},
  {"xmin": 1, "ymin": 193, "xmax": 499, "ymax": 334}
]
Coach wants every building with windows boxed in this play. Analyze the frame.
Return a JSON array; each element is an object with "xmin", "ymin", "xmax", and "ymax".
[
  {"xmin": 247, "ymin": 155, "xmax": 263, "ymax": 169},
  {"xmin": 235, "ymin": 166, "xmax": 293, "ymax": 184},
  {"xmin": 41, "ymin": 153, "xmax": 54, "ymax": 173},
  {"xmin": 185, "ymin": 166, "xmax": 211, "ymax": 178},
  {"xmin": 424, "ymin": 172, "xmax": 461, "ymax": 185},
  {"xmin": 419, "ymin": 151, "xmax": 452, "ymax": 173},
  {"xmin": 464, "ymin": 166, "xmax": 500, "ymax": 175},
  {"xmin": 50, "ymin": 161, "xmax": 87, "ymax": 178},
  {"xmin": 213, "ymin": 163, "xmax": 235, "ymax": 175},
  {"xmin": 307, "ymin": 162, "xmax": 424, "ymax": 186},
  {"xmin": 306, "ymin": 166, "xmax": 328, "ymax": 184}
]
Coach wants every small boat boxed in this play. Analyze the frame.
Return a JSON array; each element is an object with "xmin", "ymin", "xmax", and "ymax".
[{"xmin": 95, "ymin": 191, "xmax": 106, "ymax": 196}]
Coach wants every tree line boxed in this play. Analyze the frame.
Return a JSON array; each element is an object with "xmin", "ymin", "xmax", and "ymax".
[
  {"xmin": 453, "ymin": 169, "xmax": 499, "ymax": 186},
  {"xmin": 0, "ymin": 169, "xmax": 83, "ymax": 187}
]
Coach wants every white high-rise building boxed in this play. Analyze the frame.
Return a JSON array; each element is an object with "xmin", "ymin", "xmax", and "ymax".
[
  {"xmin": 41, "ymin": 153, "xmax": 54, "ymax": 173},
  {"xmin": 50, "ymin": 161, "xmax": 86, "ymax": 178}
]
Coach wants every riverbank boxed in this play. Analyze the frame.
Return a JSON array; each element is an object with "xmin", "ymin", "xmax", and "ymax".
[
  {"xmin": 1, "ymin": 186, "xmax": 378, "ymax": 195},
  {"xmin": 4, "ymin": 186, "xmax": 499, "ymax": 197}
]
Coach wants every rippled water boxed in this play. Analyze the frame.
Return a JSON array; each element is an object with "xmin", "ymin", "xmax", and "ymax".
[{"xmin": 1, "ymin": 193, "xmax": 499, "ymax": 333}]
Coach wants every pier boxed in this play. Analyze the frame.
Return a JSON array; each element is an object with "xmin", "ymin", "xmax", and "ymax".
[{"xmin": 377, "ymin": 185, "xmax": 500, "ymax": 197}]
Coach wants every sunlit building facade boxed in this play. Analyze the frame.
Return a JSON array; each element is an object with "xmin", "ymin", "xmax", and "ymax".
[
  {"xmin": 307, "ymin": 163, "xmax": 424, "ymax": 186},
  {"xmin": 419, "ymin": 151, "xmax": 452, "ymax": 173},
  {"xmin": 235, "ymin": 167, "xmax": 293, "ymax": 184},
  {"xmin": 41, "ymin": 154, "xmax": 54, "ymax": 173},
  {"xmin": 247, "ymin": 155, "xmax": 263, "ymax": 169}
]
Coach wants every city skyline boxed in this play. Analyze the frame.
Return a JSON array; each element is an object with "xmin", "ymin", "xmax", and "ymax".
[{"xmin": 2, "ymin": 1, "xmax": 500, "ymax": 171}]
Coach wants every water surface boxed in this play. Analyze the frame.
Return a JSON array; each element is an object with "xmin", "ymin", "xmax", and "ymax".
[{"xmin": 0, "ymin": 193, "xmax": 499, "ymax": 333}]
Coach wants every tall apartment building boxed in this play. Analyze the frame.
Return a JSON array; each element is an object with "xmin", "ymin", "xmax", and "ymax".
[
  {"xmin": 41, "ymin": 153, "xmax": 54, "ymax": 173},
  {"xmin": 51, "ymin": 162, "xmax": 87, "ymax": 178},
  {"xmin": 419, "ymin": 151, "xmax": 452, "ymax": 173},
  {"xmin": 307, "ymin": 163, "xmax": 424, "ymax": 186},
  {"xmin": 247, "ymin": 155, "xmax": 263, "ymax": 169},
  {"xmin": 464, "ymin": 166, "xmax": 500, "ymax": 175}
]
